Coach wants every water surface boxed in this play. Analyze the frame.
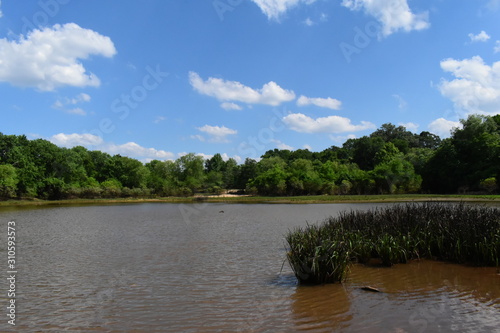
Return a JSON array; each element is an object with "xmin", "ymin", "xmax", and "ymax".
[{"xmin": 0, "ymin": 203, "xmax": 498, "ymax": 332}]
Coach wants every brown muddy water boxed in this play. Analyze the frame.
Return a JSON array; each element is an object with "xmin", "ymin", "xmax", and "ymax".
[{"xmin": 0, "ymin": 202, "xmax": 499, "ymax": 332}]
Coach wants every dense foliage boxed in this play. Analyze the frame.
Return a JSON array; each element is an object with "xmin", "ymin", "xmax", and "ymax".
[
  {"xmin": 286, "ymin": 203, "xmax": 500, "ymax": 284},
  {"xmin": 0, "ymin": 114, "xmax": 499, "ymax": 200}
]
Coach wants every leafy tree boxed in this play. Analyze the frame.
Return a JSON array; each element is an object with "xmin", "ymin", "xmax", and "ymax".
[
  {"xmin": 0, "ymin": 164, "xmax": 18, "ymax": 198},
  {"xmin": 205, "ymin": 153, "xmax": 225, "ymax": 173},
  {"xmin": 235, "ymin": 158, "xmax": 257, "ymax": 189},
  {"xmin": 348, "ymin": 136, "xmax": 385, "ymax": 170},
  {"xmin": 176, "ymin": 153, "xmax": 205, "ymax": 192}
]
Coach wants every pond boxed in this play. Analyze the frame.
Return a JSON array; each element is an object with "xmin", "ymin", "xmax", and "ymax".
[{"xmin": 0, "ymin": 202, "xmax": 498, "ymax": 332}]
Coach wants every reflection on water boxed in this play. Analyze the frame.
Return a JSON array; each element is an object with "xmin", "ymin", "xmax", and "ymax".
[{"xmin": 0, "ymin": 202, "xmax": 498, "ymax": 332}]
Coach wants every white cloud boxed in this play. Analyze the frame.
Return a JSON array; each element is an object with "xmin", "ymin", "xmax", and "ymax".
[
  {"xmin": 297, "ymin": 95, "xmax": 342, "ymax": 110},
  {"xmin": 221, "ymin": 102, "xmax": 243, "ymax": 110},
  {"xmin": 50, "ymin": 133, "xmax": 103, "ymax": 147},
  {"xmin": 392, "ymin": 94, "xmax": 408, "ymax": 110},
  {"xmin": 271, "ymin": 139, "xmax": 294, "ymax": 150},
  {"xmin": 468, "ymin": 31, "xmax": 490, "ymax": 42},
  {"xmin": 438, "ymin": 56, "xmax": 500, "ymax": 115},
  {"xmin": 102, "ymin": 142, "xmax": 174, "ymax": 160},
  {"xmin": 494, "ymin": 41, "xmax": 500, "ymax": 53},
  {"xmin": 329, "ymin": 134, "xmax": 357, "ymax": 144},
  {"xmin": 52, "ymin": 93, "xmax": 91, "ymax": 115},
  {"xmin": 189, "ymin": 72, "xmax": 295, "ymax": 106},
  {"xmin": 303, "ymin": 144, "xmax": 313, "ymax": 150},
  {"xmin": 341, "ymin": 0, "xmax": 430, "ymax": 37},
  {"xmin": 154, "ymin": 116, "xmax": 166, "ymax": 124},
  {"xmin": 0, "ymin": 23, "xmax": 116, "ymax": 91},
  {"xmin": 399, "ymin": 122, "xmax": 419, "ymax": 132},
  {"xmin": 304, "ymin": 18, "xmax": 314, "ymax": 26},
  {"xmin": 251, "ymin": 0, "xmax": 316, "ymax": 20},
  {"xmin": 283, "ymin": 113, "xmax": 376, "ymax": 133},
  {"xmin": 0, "ymin": 0, "xmax": 3, "ymax": 18},
  {"xmin": 66, "ymin": 108, "xmax": 86, "ymax": 116},
  {"xmin": 196, "ymin": 125, "xmax": 238, "ymax": 143},
  {"xmin": 428, "ymin": 118, "xmax": 462, "ymax": 138},
  {"xmin": 50, "ymin": 133, "xmax": 175, "ymax": 161}
]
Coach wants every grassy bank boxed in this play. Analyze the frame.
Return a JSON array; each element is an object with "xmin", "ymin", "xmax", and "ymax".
[
  {"xmin": 286, "ymin": 202, "xmax": 500, "ymax": 285},
  {"xmin": 1, "ymin": 194, "xmax": 499, "ymax": 208}
]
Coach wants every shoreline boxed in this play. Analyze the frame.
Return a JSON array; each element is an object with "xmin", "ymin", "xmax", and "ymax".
[{"xmin": 1, "ymin": 194, "xmax": 499, "ymax": 208}]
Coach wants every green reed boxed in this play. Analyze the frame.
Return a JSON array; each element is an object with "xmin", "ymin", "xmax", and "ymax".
[{"xmin": 285, "ymin": 202, "xmax": 500, "ymax": 284}]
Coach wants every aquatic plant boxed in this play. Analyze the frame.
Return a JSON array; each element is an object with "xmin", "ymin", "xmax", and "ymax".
[{"xmin": 286, "ymin": 202, "xmax": 500, "ymax": 284}]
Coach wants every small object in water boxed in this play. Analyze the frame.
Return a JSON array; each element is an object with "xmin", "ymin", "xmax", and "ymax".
[
  {"xmin": 361, "ymin": 286, "xmax": 381, "ymax": 292},
  {"xmin": 219, "ymin": 210, "xmax": 224, "ymax": 213}
]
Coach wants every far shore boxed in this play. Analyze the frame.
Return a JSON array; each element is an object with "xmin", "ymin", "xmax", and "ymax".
[{"xmin": 1, "ymin": 194, "xmax": 499, "ymax": 208}]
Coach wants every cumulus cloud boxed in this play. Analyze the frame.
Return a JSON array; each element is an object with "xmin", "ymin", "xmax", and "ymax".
[
  {"xmin": 102, "ymin": 142, "xmax": 174, "ymax": 160},
  {"xmin": 52, "ymin": 93, "xmax": 91, "ymax": 116},
  {"xmin": 153, "ymin": 116, "xmax": 166, "ymax": 124},
  {"xmin": 468, "ymin": 31, "xmax": 490, "ymax": 42},
  {"xmin": 392, "ymin": 94, "xmax": 408, "ymax": 110},
  {"xmin": 50, "ymin": 133, "xmax": 103, "ymax": 147},
  {"xmin": 494, "ymin": 41, "xmax": 500, "ymax": 53},
  {"xmin": 399, "ymin": 122, "xmax": 419, "ymax": 132},
  {"xmin": 297, "ymin": 95, "xmax": 342, "ymax": 110},
  {"xmin": 220, "ymin": 102, "xmax": 243, "ymax": 110},
  {"xmin": 271, "ymin": 139, "xmax": 294, "ymax": 150},
  {"xmin": 428, "ymin": 118, "xmax": 462, "ymax": 138},
  {"xmin": 50, "ymin": 133, "xmax": 175, "ymax": 161},
  {"xmin": 438, "ymin": 56, "xmax": 500, "ymax": 115},
  {"xmin": 251, "ymin": 0, "xmax": 316, "ymax": 20},
  {"xmin": 283, "ymin": 113, "xmax": 376, "ymax": 133},
  {"xmin": 196, "ymin": 125, "xmax": 238, "ymax": 143},
  {"xmin": 189, "ymin": 72, "xmax": 295, "ymax": 106},
  {"xmin": 341, "ymin": 0, "xmax": 430, "ymax": 37},
  {"xmin": 0, "ymin": 23, "xmax": 116, "ymax": 91},
  {"xmin": 0, "ymin": 0, "xmax": 3, "ymax": 18}
]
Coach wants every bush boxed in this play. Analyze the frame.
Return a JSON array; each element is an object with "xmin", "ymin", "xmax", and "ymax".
[{"xmin": 286, "ymin": 203, "xmax": 500, "ymax": 284}]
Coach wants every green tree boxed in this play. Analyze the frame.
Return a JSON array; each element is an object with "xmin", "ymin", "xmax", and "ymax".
[
  {"xmin": 176, "ymin": 153, "xmax": 205, "ymax": 192},
  {"xmin": 0, "ymin": 164, "xmax": 18, "ymax": 198}
]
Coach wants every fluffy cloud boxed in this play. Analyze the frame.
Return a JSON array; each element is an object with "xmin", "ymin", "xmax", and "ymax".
[
  {"xmin": 50, "ymin": 133, "xmax": 175, "ymax": 161},
  {"xmin": 220, "ymin": 102, "xmax": 243, "ymax": 110},
  {"xmin": 341, "ymin": 0, "xmax": 430, "ymax": 37},
  {"xmin": 50, "ymin": 133, "xmax": 103, "ymax": 147},
  {"xmin": 468, "ymin": 31, "xmax": 490, "ymax": 42},
  {"xmin": 495, "ymin": 41, "xmax": 500, "ymax": 53},
  {"xmin": 392, "ymin": 94, "xmax": 408, "ymax": 110},
  {"xmin": 0, "ymin": 23, "xmax": 116, "ymax": 91},
  {"xmin": 297, "ymin": 95, "xmax": 342, "ymax": 110},
  {"xmin": 438, "ymin": 56, "xmax": 500, "ymax": 115},
  {"xmin": 283, "ymin": 113, "xmax": 375, "ymax": 133},
  {"xmin": 189, "ymin": 72, "xmax": 295, "ymax": 106},
  {"xmin": 52, "ymin": 93, "xmax": 91, "ymax": 115},
  {"xmin": 271, "ymin": 139, "xmax": 294, "ymax": 150},
  {"xmin": 428, "ymin": 118, "xmax": 462, "ymax": 138},
  {"xmin": 196, "ymin": 125, "xmax": 238, "ymax": 143},
  {"xmin": 0, "ymin": 0, "xmax": 3, "ymax": 18},
  {"xmin": 251, "ymin": 0, "xmax": 316, "ymax": 20},
  {"xmin": 102, "ymin": 142, "xmax": 174, "ymax": 160},
  {"xmin": 399, "ymin": 122, "xmax": 419, "ymax": 132}
]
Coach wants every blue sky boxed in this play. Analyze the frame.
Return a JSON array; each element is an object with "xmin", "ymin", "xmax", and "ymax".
[{"xmin": 1, "ymin": 0, "xmax": 500, "ymax": 162}]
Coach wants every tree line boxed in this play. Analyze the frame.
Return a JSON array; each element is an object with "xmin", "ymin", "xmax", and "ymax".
[{"xmin": 0, "ymin": 114, "xmax": 499, "ymax": 200}]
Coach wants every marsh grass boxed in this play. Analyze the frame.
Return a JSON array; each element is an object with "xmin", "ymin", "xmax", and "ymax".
[{"xmin": 286, "ymin": 202, "xmax": 500, "ymax": 284}]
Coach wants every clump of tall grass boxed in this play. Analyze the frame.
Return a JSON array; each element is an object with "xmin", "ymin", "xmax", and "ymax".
[{"xmin": 286, "ymin": 202, "xmax": 500, "ymax": 284}]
